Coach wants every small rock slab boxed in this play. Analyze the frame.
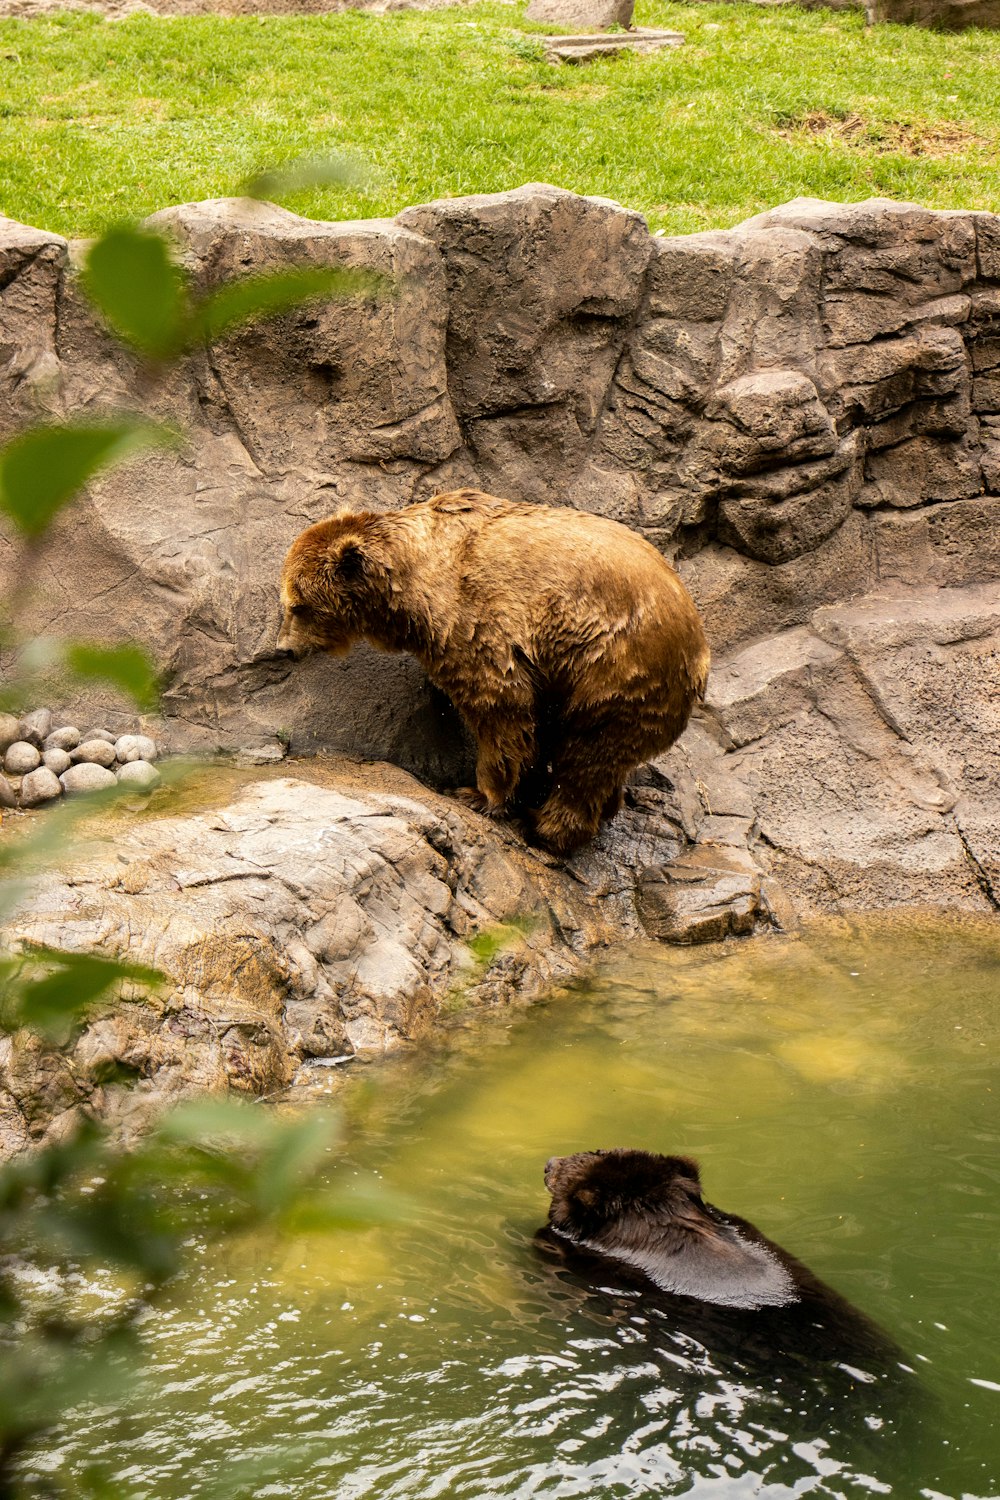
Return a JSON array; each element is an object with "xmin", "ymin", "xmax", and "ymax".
[
  {"xmin": 636, "ymin": 846, "xmax": 764, "ymax": 944},
  {"xmin": 545, "ymin": 28, "xmax": 684, "ymax": 62}
]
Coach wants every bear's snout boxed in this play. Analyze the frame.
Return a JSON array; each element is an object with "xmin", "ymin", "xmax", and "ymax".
[
  {"xmin": 276, "ymin": 617, "xmax": 311, "ymax": 659},
  {"xmin": 544, "ymin": 1151, "xmax": 602, "ymax": 1193}
]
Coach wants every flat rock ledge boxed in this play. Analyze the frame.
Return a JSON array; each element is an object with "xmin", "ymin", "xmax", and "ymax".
[{"xmin": 544, "ymin": 30, "xmax": 685, "ymax": 63}]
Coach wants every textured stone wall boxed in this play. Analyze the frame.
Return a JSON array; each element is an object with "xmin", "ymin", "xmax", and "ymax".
[
  {"xmin": 1, "ymin": 185, "xmax": 998, "ymax": 768},
  {"xmin": 2, "ymin": 186, "xmax": 999, "ymax": 924}
]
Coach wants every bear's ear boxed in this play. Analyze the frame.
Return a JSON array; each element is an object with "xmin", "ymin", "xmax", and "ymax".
[
  {"xmin": 337, "ymin": 541, "xmax": 366, "ymax": 582},
  {"xmin": 321, "ymin": 537, "xmax": 367, "ymax": 587}
]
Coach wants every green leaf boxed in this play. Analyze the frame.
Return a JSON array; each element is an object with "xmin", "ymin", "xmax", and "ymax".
[
  {"xmin": 81, "ymin": 226, "xmax": 189, "ymax": 360},
  {"xmin": 0, "ymin": 420, "xmax": 169, "ymax": 539},
  {"xmin": 280, "ymin": 1177, "xmax": 406, "ymax": 1233},
  {"xmin": 155, "ymin": 1097, "xmax": 288, "ymax": 1152},
  {"xmin": 242, "ymin": 151, "xmax": 369, "ymax": 201},
  {"xmin": 64, "ymin": 642, "xmax": 161, "ymax": 712},
  {"xmin": 253, "ymin": 1113, "xmax": 339, "ymax": 1214},
  {"xmin": 192, "ymin": 265, "xmax": 383, "ymax": 344},
  {"xmin": 1, "ymin": 948, "xmax": 164, "ymax": 1036}
]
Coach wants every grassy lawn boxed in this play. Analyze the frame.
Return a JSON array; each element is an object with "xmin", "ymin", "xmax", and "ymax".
[{"xmin": 0, "ymin": 0, "xmax": 998, "ymax": 237}]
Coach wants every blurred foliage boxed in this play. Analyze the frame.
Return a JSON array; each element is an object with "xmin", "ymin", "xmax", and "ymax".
[
  {"xmin": 0, "ymin": 174, "xmax": 390, "ymax": 1499},
  {"xmin": 81, "ymin": 225, "xmax": 381, "ymax": 363},
  {"xmin": 0, "ymin": 421, "xmax": 170, "ymax": 541}
]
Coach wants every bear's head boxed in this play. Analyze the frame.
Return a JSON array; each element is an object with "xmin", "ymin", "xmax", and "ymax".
[
  {"xmin": 544, "ymin": 1149, "xmax": 708, "ymax": 1247},
  {"xmin": 277, "ymin": 511, "xmax": 386, "ymax": 659}
]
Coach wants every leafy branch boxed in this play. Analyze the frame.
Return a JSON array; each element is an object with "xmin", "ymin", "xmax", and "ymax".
[{"xmin": 0, "ymin": 159, "xmax": 393, "ymax": 1498}]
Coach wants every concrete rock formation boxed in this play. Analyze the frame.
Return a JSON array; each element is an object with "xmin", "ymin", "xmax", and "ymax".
[
  {"xmin": 1, "ymin": 186, "xmax": 999, "ymax": 944},
  {"xmin": 866, "ymin": 0, "xmax": 1000, "ymax": 27}
]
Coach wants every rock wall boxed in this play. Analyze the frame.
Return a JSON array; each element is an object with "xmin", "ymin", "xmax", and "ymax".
[{"xmin": 2, "ymin": 186, "xmax": 999, "ymax": 925}]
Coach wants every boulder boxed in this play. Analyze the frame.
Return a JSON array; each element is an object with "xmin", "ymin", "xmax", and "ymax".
[
  {"xmin": 867, "ymin": 0, "xmax": 1000, "ymax": 25},
  {"xmin": 44, "ymin": 727, "xmax": 81, "ymax": 752},
  {"xmin": 4, "ymin": 742, "xmax": 40, "ymax": 776},
  {"xmin": 19, "ymin": 767, "xmax": 63, "ymax": 807},
  {"xmin": 70, "ymin": 739, "xmax": 119, "ymax": 768},
  {"xmin": 526, "ymin": 0, "xmax": 633, "ymax": 23},
  {"xmin": 116, "ymin": 759, "xmax": 161, "ymax": 789},
  {"xmin": 114, "ymin": 734, "xmax": 158, "ymax": 764},
  {"xmin": 0, "ymin": 715, "xmax": 20, "ymax": 754},
  {"xmin": 59, "ymin": 764, "xmax": 117, "ymax": 795},
  {"xmin": 0, "ymin": 765, "xmax": 619, "ymax": 1155},
  {"xmin": 18, "ymin": 709, "xmax": 52, "ymax": 747},
  {"xmin": 42, "ymin": 748, "xmax": 72, "ymax": 775}
]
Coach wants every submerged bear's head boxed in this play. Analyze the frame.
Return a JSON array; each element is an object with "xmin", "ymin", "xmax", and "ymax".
[
  {"xmin": 544, "ymin": 1149, "xmax": 708, "ymax": 1245},
  {"xmin": 277, "ymin": 511, "xmax": 386, "ymax": 659}
]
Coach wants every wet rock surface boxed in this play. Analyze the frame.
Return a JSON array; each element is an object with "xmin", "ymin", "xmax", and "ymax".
[{"xmin": 0, "ymin": 763, "xmax": 623, "ymax": 1156}]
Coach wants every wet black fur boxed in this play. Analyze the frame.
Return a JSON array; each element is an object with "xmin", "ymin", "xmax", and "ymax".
[{"xmin": 540, "ymin": 1149, "xmax": 909, "ymax": 1374}]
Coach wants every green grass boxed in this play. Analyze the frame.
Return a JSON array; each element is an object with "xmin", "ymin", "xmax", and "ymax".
[{"xmin": 0, "ymin": 0, "xmax": 998, "ymax": 237}]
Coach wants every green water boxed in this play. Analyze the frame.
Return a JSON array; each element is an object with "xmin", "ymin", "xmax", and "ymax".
[{"xmin": 27, "ymin": 918, "xmax": 1000, "ymax": 1498}]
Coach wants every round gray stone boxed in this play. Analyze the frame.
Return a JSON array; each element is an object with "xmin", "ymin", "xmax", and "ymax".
[
  {"xmin": 70, "ymin": 739, "xmax": 118, "ymax": 769},
  {"xmin": 115, "ymin": 734, "xmax": 158, "ymax": 764},
  {"xmin": 5, "ymin": 741, "xmax": 41, "ymax": 776},
  {"xmin": 20, "ymin": 767, "xmax": 63, "ymax": 808},
  {"xmin": 42, "ymin": 747, "xmax": 72, "ymax": 775},
  {"xmin": 80, "ymin": 728, "xmax": 117, "ymax": 746},
  {"xmin": 44, "ymin": 726, "xmax": 81, "ymax": 752},
  {"xmin": 116, "ymin": 759, "xmax": 161, "ymax": 790},
  {"xmin": 0, "ymin": 714, "xmax": 21, "ymax": 754},
  {"xmin": 60, "ymin": 763, "xmax": 117, "ymax": 795},
  {"xmin": 0, "ymin": 775, "xmax": 17, "ymax": 809},
  {"xmin": 19, "ymin": 708, "xmax": 53, "ymax": 747}
]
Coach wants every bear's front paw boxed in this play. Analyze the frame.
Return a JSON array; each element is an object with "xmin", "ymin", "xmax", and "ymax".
[{"xmin": 451, "ymin": 786, "xmax": 496, "ymax": 815}]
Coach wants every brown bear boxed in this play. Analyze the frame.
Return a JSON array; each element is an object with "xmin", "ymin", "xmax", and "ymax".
[
  {"xmin": 539, "ymin": 1149, "xmax": 906, "ymax": 1372},
  {"xmin": 277, "ymin": 490, "xmax": 710, "ymax": 855}
]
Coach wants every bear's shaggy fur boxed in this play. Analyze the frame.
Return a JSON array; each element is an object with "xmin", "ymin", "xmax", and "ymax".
[
  {"xmin": 541, "ymin": 1149, "xmax": 902, "ymax": 1370},
  {"xmin": 277, "ymin": 490, "xmax": 710, "ymax": 854}
]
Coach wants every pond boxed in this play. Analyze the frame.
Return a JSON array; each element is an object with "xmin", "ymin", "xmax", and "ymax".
[{"xmin": 25, "ymin": 915, "xmax": 1000, "ymax": 1499}]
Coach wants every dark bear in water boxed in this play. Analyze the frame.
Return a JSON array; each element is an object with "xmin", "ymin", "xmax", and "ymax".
[{"xmin": 539, "ymin": 1149, "xmax": 908, "ymax": 1378}]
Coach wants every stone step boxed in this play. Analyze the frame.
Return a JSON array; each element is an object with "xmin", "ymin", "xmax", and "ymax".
[{"xmin": 544, "ymin": 28, "xmax": 685, "ymax": 63}]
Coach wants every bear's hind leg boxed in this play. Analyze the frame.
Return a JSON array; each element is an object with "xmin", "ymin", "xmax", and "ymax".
[{"xmin": 530, "ymin": 737, "xmax": 627, "ymax": 856}]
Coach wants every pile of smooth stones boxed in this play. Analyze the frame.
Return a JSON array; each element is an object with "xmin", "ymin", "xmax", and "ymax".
[{"xmin": 0, "ymin": 708, "xmax": 160, "ymax": 811}]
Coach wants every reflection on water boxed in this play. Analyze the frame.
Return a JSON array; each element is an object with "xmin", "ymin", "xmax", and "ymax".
[{"xmin": 20, "ymin": 916, "xmax": 1000, "ymax": 1498}]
